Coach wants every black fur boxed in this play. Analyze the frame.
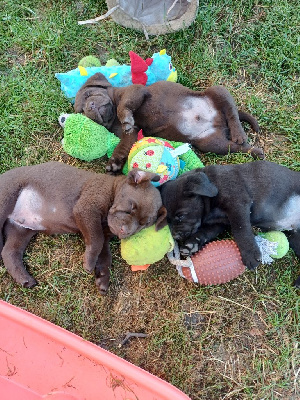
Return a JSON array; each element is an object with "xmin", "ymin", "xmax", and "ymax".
[{"xmin": 160, "ymin": 160, "xmax": 300, "ymax": 287}]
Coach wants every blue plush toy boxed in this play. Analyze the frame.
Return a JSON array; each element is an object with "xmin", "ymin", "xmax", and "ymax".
[{"xmin": 55, "ymin": 49, "xmax": 177, "ymax": 101}]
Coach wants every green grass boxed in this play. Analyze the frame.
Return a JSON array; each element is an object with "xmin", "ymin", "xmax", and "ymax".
[{"xmin": 0, "ymin": 0, "xmax": 299, "ymax": 399}]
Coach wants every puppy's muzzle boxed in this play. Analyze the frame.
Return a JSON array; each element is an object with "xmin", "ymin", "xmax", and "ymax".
[
  {"xmin": 172, "ymin": 229, "xmax": 191, "ymax": 241},
  {"xmin": 116, "ymin": 225, "xmax": 131, "ymax": 239},
  {"xmin": 171, "ymin": 222, "xmax": 201, "ymax": 241}
]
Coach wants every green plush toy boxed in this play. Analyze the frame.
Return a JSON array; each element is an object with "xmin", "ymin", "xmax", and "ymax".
[
  {"xmin": 78, "ymin": 56, "xmax": 120, "ymax": 68},
  {"xmin": 105, "ymin": 58, "xmax": 120, "ymax": 67},
  {"xmin": 78, "ymin": 55, "xmax": 102, "ymax": 68},
  {"xmin": 59, "ymin": 113, "xmax": 120, "ymax": 162},
  {"xmin": 121, "ymin": 224, "xmax": 174, "ymax": 271},
  {"xmin": 59, "ymin": 114, "xmax": 204, "ymax": 174}
]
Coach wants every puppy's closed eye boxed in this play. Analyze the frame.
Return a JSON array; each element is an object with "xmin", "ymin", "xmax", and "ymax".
[
  {"xmin": 175, "ymin": 214, "xmax": 185, "ymax": 222},
  {"xmin": 110, "ymin": 201, "xmax": 137, "ymax": 216},
  {"xmin": 139, "ymin": 216, "xmax": 151, "ymax": 225},
  {"xmin": 130, "ymin": 202, "xmax": 137, "ymax": 214},
  {"xmin": 84, "ymin": 91, "xmax": 92, "ymax": 100}
]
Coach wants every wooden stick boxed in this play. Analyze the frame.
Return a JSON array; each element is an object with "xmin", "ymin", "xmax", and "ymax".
[
  {"xmin": 78, "ymin": 5, "xmax": 119, "ymax": 25},
  {"xmin": 119, "ymin": 332, "xmax": 148, "ymax": 347}
]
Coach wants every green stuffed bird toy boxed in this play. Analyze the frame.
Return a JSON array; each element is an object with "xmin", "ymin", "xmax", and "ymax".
[{"xmin": 59, "ymin": 113, "xmax": 120, "ymax": 162}]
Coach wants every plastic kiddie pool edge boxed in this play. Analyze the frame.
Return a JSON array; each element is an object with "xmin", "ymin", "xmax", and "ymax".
[{"xmin": 0, "ymin": 300, "xmax": 190, "ymax": 400}]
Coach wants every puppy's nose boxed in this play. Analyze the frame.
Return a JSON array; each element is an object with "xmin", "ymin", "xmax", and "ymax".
[
  {"xmin": 119, "ymin": 225, "xmax": 128, "ymax": 236},
  {"xmin": 88, "ymin": 101, "xmax": 95, "ymax": 110},
  {"xmin": 173, "ymin": 232, "xmax": 183, "ymax": 240}
]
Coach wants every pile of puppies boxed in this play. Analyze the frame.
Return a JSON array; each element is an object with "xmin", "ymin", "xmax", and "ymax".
[{"xmin": 1, "ymin": 73, "xmax": 299, "ymax": 292}]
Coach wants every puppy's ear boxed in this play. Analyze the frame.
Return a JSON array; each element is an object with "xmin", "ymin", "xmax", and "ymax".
[
  {"xmin": 109, "ymin": 201, "xmax": 136, "ymax": 215},
  {"xmin": 155, "ymin": 206, "xmax": 168, "ymax": 231},
  {"xmin": 83, "ymin": 72, "xmax": 112, "ymax": 89},
  {"xmin": 127, "ymin": 169, "xmax": 160, "ymax": 186},
  {"xmin": 184, "ymin": 172, "xmax": 218, "ymax": 198},
  {"xmin": 74, "ymin": 96, "xmax": 84, "ymax": 113}
]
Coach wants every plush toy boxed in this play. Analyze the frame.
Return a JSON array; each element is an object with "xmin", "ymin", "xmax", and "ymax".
[
  {"xmin": 59, "ymin": 114, "xmax": 204, "ymax": 175},
  {"xmin": 126, "ymin": 132, "xmax": 201, "ymax": 186},
  {"xmin": 78, "ymin": 56, "xmax": 120, "ymax": 68},
  {"xmin": 121, "ymin": 224, "xmax": 174, "ymax": 271},
  {"xmin": 168, "ymin": 232, "xmax": 289, "ymax": 285},
  {"xmin": 105, "ymin": 58, "xmax": 120, "ymax": 67},
  {"xmin": 78, "ymin": 55, "xmax": 101, "ymax": 67},
  {"xmin": 59, "ymin": 113, "xmax": 120, "ymax": 162},
  {"xmin": 55, "ymin": 49, "xmax": 177, "ymax": 101}
]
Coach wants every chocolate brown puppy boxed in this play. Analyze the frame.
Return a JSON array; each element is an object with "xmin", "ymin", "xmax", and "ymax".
[
  {"xmin": 160, "ymin": 161, "xmax": 300, "ymax": 287},
  {"xmin": 0, "ymin": 162, "xmax": 167, "ymax": 294},
  {"xmin": 74, "ymin": 73, "xmax": 264, "ymax": 173}
]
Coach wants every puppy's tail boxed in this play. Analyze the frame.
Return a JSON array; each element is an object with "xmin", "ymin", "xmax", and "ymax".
[{"xmin": 238, "ymin": 111, "xmax": 260, "ymax": 133}]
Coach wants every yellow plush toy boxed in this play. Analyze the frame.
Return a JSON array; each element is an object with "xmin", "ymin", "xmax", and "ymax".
[{"xmin": 121, "ymin": 224, "xmax": 174, "ymax": 271}]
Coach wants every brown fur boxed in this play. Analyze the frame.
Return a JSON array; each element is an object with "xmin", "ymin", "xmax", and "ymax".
[
  {"xmin": 74, "ymin": 73, "xmax": 264, "ymax": 172},
  {"xmin": 0, "ymin": 162, "xmax": 167, "ymax": 294}
]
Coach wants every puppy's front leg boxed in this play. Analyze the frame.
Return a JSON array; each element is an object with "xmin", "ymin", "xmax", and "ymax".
[
  {"xmin": 116, "ymin": 85, "xmax": 149, "ymax": 134},
  {"xmin": 73, "ymin": 207, "xmax": 105, "ymax": 274},
  {"xmin": 94, "ymin": 235, "xmax": 112, "ymax": 295},
  {"xmin": 227, "ymin": 208, "xmax": 261, "ymax": 269},
  {"xmin": 106, "ymin": 129, "xmax": 138, "ymax": 173},
  {"xmin": 106, "ymin": 86, "xmax": 149, "ymax": 173}
]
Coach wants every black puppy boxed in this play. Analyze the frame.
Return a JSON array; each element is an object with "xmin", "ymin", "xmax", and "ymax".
[{"xmin": 160, "ymin": 160, "xmax": 300, "ymax": 287}]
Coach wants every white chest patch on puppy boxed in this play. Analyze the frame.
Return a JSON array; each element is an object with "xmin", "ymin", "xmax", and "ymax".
[
  {"xmin": 177, "ymin": 96, "xmax": 217, "ymax": 139},
  {"xmin": 276, "ymin": 195, "xmax": 300, "ymax": 231},
  {"xmin": 8, "ymin": 187, "xmax": 46, "ymax": 231}
]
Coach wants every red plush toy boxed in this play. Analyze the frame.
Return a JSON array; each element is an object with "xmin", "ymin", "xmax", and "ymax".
[
  {"xmin": 168, "ymin": 240, "xmax": 246, "ymax": 285},
  {"xmin": 129, "ymin": 51, "xmax": 153, "ymax": 85}
]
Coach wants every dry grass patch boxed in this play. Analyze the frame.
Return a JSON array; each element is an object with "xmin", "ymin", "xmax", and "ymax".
[{"xmin": 1, "ymin": 0, "xmax": 299, "ymax": 399}]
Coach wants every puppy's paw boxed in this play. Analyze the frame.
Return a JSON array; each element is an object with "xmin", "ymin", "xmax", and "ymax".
[
  {"xmin": 95, "ymin": 272, "xmax": 109, "ymax": 295},
  {"xmin": 293, "ymin": 276, "xmax": 300, "ymax": 289},
  {"xmin": 231, "ymin": 132, "xmax": 247, "ymax": 145},
  {"xmin": 106, "ymin": 157, "xmax": 125, "ymax": 174},
  {"xmin": 179, "ymin": 233, "xmax": 209, "ymax": 256},
  {"xmin": 250, "ymin": 146, "xmax": 265, "ymax": 159},
  {"xmin": 122, "ymin": 124, "xmax": 135, "ymax": 135},
  {"xmin": 83, "ymin": 254, "xmax": 96, "ymax": 274},
  {"xmin": 180, "ymin": 241, "xmax": 199, "ymax": 256},
  {"xmin": 121, "ymin": 115, "xmax": 135, "ymax": 134},
  {"xmin": 242, "ymin": 250, "xmax": 261, "ymax": 270},
  {"xmin": 22, "ymin": 276, "xmax": 38, "ymax": 288}
]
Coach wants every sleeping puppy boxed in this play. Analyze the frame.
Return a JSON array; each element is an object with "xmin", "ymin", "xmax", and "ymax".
[
  {"xmin": 160, "ymin": 160, "xmax": 300, "ymax": 287},
  {"xmin": 0, "ymin": 162, "xmax": 167, "ymax": 294},
  {"xmin": 74, "ymin": 73, "xmax": 264, "ymax": 173}
]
